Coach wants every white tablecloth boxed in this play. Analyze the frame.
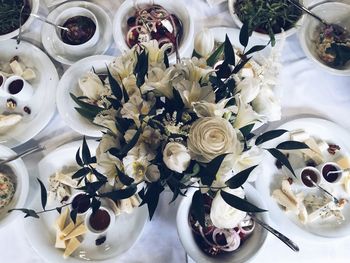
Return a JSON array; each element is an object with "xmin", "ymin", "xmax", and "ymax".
[{"xmin": 1, "ymin": 0, "xmax": 350, "ymax": 262}]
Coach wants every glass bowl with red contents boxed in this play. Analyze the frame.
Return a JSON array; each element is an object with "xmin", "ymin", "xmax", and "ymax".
[{"xmin": 113, "ymin": 0, "xmax": 194, "ymax": 63}]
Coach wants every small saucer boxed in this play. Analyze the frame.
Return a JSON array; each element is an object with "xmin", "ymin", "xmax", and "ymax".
[{"xmin": 41, "ymin": 1, "xmax": 113, "ymax": 65}]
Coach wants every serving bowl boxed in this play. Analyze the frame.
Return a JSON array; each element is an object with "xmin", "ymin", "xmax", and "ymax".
[
  {"xmin": 228, "ymin": 0, "xmax": 304, "ymax": 43},
  {"xmin": 176, "ymin": 184, "xmax": 268, "ymax": 263},
  {"xmin": 113, "ymin": 0, "xmax": 194, "ymax": 63},
  {"xmin": 0, "ymin": 0, "xmax": 40, "ymax": 42},
  {"xmin": 0, "ymin": 145, "xmax": 29, "ymax": 229},
  {"xmin": 298, "ymin": 1, "xmax": 350, "ymax": 76}
]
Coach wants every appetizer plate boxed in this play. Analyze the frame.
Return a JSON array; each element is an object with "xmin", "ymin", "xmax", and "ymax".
[
  {"xmin": 256, "ymin": 118, "xmax": 350, "ymax": 240},
  {"xmin": 209, "ymin": 27, "xmax": 270, "ymax": 65},
  {"xmin": 41, "ymin": 1, "xmax": 113, "ymax": 65},
  {"xmin": 57, "ymin": 55, "xmax": 116, "ymax": 137},
  {"xmin": 0, "ymin": 145, "xmax": 29, "ymax": 228},
  {"xmin": 0, "ymin": 0, "xmax": 39, "ymax": 42},
  {"xmin": 177, "ymin": 183, "xmax": 268, "ymax": 263},
  {"xmin": 24, "ymin": 140, "xmax": 148, "ymax": 263},
  {"xmin": 0, "ymin": 40, "xmax": 59, "ymax": 148}
]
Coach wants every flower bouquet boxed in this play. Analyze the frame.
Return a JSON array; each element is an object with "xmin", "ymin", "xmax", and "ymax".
[{"xmin": 11, "ymin": 26, "xmax": 308, "ymax": 259}]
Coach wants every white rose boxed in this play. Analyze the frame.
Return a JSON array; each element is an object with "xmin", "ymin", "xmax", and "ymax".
[
  {"xmin": 145, "ymin": 164, "xmax": 161, "ymax": 182},
  {"xmin": 194, "ymin": 28, "xmax": 215, "ymax": 58},
  {"xmin": 236, "ymin": 77, "xmax": 261, "ymax": 104},
  {"xmin": 210, "ymin": 188, "xmax": 247, "ymax": 229},
  {"xmin": 163, "ymin": 142, "xmax": 191, "ymax": 173},
  {"xmin": 188, "ymin": 117, "xmax": 240, "ymax": 163},
  {"xmin": 175, "ymin": 80, "xmax": 215, "ymax": 109},
  {"xmin": 78, "ymin": 72, "xmax": 105, "ymax": 101},
  {"xmin": 252, "ymin": 87, "xmax": 281, "ymax": 122}
]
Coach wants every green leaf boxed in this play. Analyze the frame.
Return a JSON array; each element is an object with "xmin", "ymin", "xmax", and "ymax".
[
  {"xmin": 200, "ymin": 154, "xmax": 228, "ymax": 186},
  {"xmin": 74, "ymin": 107, "xmax": 96, "ymax": 122},
  {"xmin": 245, "ymin": 44, "xmax": 267, "ymax": 56},
  {"xmin": 100, "ymin": 185, "xmax": 137, "ymax": 201},
  {"xmin": 119, "ymin": 127, "xmax": 142, "ymax": 156},
  {"xmin": 8, "ymin": 208, "xmax": 39, "ymax": 218},
  {"xmin": 240, "ymin": 123, "xmax": 255, "ymax": 138},
  {"xmin": 56, "ymin": 207, "xmax": 62, "ymax": 214},
  {"xmin": 139, "ymin": 183, "xmax": 164, "ymax": 220},
  {"xmin": 221, "ymin": 190, "xmax": 267, "ymax": 213},
  {"xmin": 164, "ymin": 52, "xmax": 169, "ymax": 68},
  {"xmin": 37, "ymin": 178, "xmax": 47, "ymax": 210},
  {"xmin": 70, "ymin": 93, "xmax": 103, "ymax": 116},
  {"xmin": 276, "ymin": 141, "xmax": 309, "ymax": 150},
  {"xmin": 106, "ymin": 66, "xmax": 123, "ymax": 101},
  {"xmin": 75, "ymin": 147, "xmax": 83, "ymax": 167},
  {"xmin": 224, "ymin": 34, "xmax": 235, "ymax": 66},
  {"xmin": 267, "ymin": 148, "xmax": 296, "ymax": 176},
  {"xmin": 239, "ymin": 23, "xmax": 250, "ymax": 47},
  {"xmin": 72, "ymin": 167, "xmax": 91, "ymax": 179},
  {"xmin": 134, "ymin": 50, "xmax": 149, "ymax": 87},
  {"xmin": 70, "ymin": 209, "xmax": 78, "ymax": 224},
  {"xmin": 232, "ymin": 57, "xmax": 252, "ymax": 74},
  {"xmin": 82, "ymin": 136, "xmax": 92, "ymax": 164},
  {"xmin": 91, "ymin": 197, "xmax": 101, "ymax": 215},
  {"xmin": 255, "ymin": 129, "xmax": 288, "ymax": 145},
  {"xmin": 191, "ymin": 190, "xmax": 206, "ymax": 227},
  {"xmin": 91, "ymin": 168, "xmax": 108, "ymax": 183},
  {"xmin": 116, "ymin": 166, "xmax": 135, "ymax": 186},
  {"xmin": 225, "ymin": 165, "xmax": 258, "ymax": 189},
  {"xmin": 207, "ymin": 42, "xmax": 224, "ymax": 67}
]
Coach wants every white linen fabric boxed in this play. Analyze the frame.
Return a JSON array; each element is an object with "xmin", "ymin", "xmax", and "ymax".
[{"xmin": 0, "ymin": 0, "xmax": 350, "ymax": 263}]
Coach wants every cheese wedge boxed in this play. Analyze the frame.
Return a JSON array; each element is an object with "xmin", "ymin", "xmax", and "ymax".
[
  {"xmin": 272, "ymin": 189, "xmax": 298, "ymax": 212},
  {"xmin": 22, "ymin": 68, "xmax": 36, "ymax": 80},
  {"xmin": 55, "ymin": 172, "xmax": 78, "ymax": 188},
  {"xmin": 63, "ymin": 237, "xmax": 81, "ymax": 259},
  {"xmin": 290, "ymin": 129, "xmax": 309, "ymax": 142},
  {"xmin": 56, "ymin": 208, "xmax": 69, "ymax": 231},
  {"xmin": 281, "ymin": 180, "xmax": 298, "ymax": 205},
  {"xmin": 9, "ymin": 60, "xmax": 24, "ymax": 76},
  {"xmin": 62, "ymin": 223, "xmax": 87, "ymax": 241},
  {"xmin": 55, "ymin": 229, "xmax": 66, "ymax": 249},
  {"xmin": 61, "ymin": 216, "xmax": 83, "ymax": 236},
  {"xmin": 336, "ymin": 156, "xmax": 350, "ymax": 169}
]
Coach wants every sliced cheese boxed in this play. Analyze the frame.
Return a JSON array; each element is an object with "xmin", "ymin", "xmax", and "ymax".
[
  {"xmin": 290, "ymin": 129, "xmax": 310, "ymax": 142},
  {"xmin": 55, "ymin": 229, "xmax": 66, "ymax": 249},
  {"xmin": 55, "ymin": 172, "xmax": 78, "ymax": 188},
  {"xmin": 336, "ymin": 156, "xmax": 350, "ymax": 169},
  {"xmin": 62, "ymin": 223, "xmax": 87, "ymax": 241},
  {"xmin": 61, "ymin": 216, "xmax": 83, "ymax": 236},
  {"xmin": 9, "ymin": 60, "xmax": 24, "ymax": 76},
  {"xmin": 22, "ymin": 68, "xmax": 36, "ymax": 80},
  {"xmin": 56, "ymin": 208, "xmax": 69, "ymax": 231},
  {"xmin": 272, "ymin": 189, "xmax": 298, "ymax": 212},
  {"xmin": 281, "ymin": 180, "xmax": 298, "ymax": 205},
  {"xmin": 63, "ymin": 237, "xmax": 81, "ymax": 259}
]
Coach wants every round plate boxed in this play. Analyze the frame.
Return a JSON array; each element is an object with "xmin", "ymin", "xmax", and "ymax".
[
  {"xmin": 56, "ymin": 55, "xmax": 116, "ymax": 137},
  {"xmin": 177, "ymin": 183, "xmax": 268, "ymax": 263},
  {"xmin": 0, "ymin": 145, "xmax": 29, "ymax": 229},
  {"xmin": 0, "ymin": 0, "xmax": 40, "ymax": 42},
  {"xmin": 24, "ymin": 140, "xmax": 148, "ymax": 263},
  {"xmin": 0, "ymin": 40, "xmax": 59, "ymax": 148},
  {"xmin": 41, "ymin": 1, "xmax": 113, "ymax": 65},
  {"xmin": 255, "ymin": 117, "xmax": 350, "ymax": 240},
  {"xmin": 209, "ymin": 27, "xmax": 270, "ymax": 65}
]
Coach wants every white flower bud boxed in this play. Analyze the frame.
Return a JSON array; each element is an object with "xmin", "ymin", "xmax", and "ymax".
[{"xmin": 194, "ymin": 29, "xmax": 215, "ymax": 58}]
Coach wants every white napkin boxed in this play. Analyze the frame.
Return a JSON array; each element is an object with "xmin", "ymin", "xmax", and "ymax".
[{"xmin": 206, "ymin": 0, "xmax": 227, "ymax": 6}]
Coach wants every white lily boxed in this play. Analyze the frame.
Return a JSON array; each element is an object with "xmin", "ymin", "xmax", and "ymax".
[
  {"xmin": 109, "ymin": 50, "xmax": 136, "ymax": 80},
  {"xmin": 193, "ymin": 98, "xmax": 237, "ymax": 118},
  {"xmin": 235, "ymin": 77, "xmax": 261, "ymax": 104},
  {"xmin": 120, "ymin": 95, "xmax": 153, "ymax": 127},
  {"xmin": 93, "ymin": 109, "xmax": 119, "ymax": 134},
  {"xmin": 78, "ymin": 71, "xmax": 105, "ymax": 101},
  {"xmin": 141, "ymin": 67, "xmax": 176, "ymax": 99},
  {"xmin": 194, "ymin": 28, "xmax": 215, "ymax": 58},
  {"xmin": 233, "ymin": 95, "xmax": 262, "ymax": 129},
  {"xmin": 141, "ymin": 40, "xmax": 172, "ymax": 67},
  {"xmin": 175, "ymin": 80, "xmax": 215, "ymax": 109},
  {"xmin": 252, "ymin": 86, "xmax": 281, "ymax": 122}
]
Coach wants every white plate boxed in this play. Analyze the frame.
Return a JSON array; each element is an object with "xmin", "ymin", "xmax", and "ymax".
[
  {"xmin": 177, "ymin": 183, "xmax": 268, "ymax": 263},
  {"xmin": 41, "ymin": 1, "xmax": 113, "ymax": 65},
  {"xmin": 209, "ymin": 27, "xmax": 270, "ymax": 64},
  {"xmin": 0, "ymin": 40, "xmax": 59, "ymax": 148},
  {"xmin": 57, "ymin": 55, "xmax": 116, "ymax": 137},
  {"xmin": 0, "ymin": 0, "xmax": 40, "ymax": 42},
  {"xmin": 24, "ymin": 140, "xmax": 148, "ymax": 263},
  {"xmin": 0, "ymin": 145, "xmax": 29, "ymax": 228},
  {"xmin": 255, "ymin": 117, "xmax": 350, "ymax": 240}
]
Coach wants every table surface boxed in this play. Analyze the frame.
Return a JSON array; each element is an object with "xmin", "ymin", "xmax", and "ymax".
[{"xmin": 1, "ymin": 0, "xmax": 350, "ymax": 262}]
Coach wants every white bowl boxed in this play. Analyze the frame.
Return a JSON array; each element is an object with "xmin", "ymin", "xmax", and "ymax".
[
  {"xmin": 176, "ymin": 184, "xmax": 268, "ymax": 263},
  {"xmin": 298, "ymin": 2, "xmax": 350, "ymax": 76},
  {"xmin": 0, "ymin": 145, "xmax": 29, "ymax": 229},
  {"xmin": 228, "ymin": 0, "xmax": 304, "ymax": 43},
  {"xmin": 0, "ymin": 0, "xmax": 40, "ymax": 42},
  {"xmin": 113, "ymin": 0, "xmax": 194, "ymax": 63},
  {"xmin": 53, "ymin": 7, "xmax": 100, "ymax": 56}
]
